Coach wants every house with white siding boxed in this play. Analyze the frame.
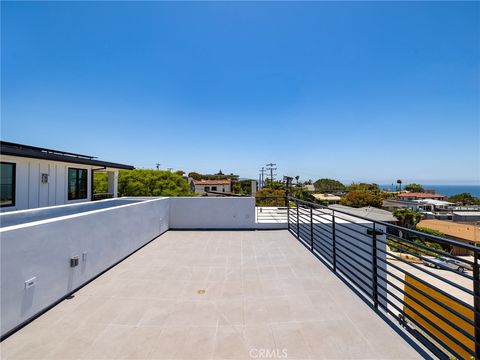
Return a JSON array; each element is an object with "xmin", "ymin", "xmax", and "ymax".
[{"xmin": 0, "ymin": 141, "xmax": 134, "ymax": 212}]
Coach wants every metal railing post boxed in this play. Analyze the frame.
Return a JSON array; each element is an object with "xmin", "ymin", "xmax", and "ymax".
[
  {"xmin": 287, "ymin": 196, "xmax": 290, "ymax": 231},
  {"xmin": 372, "ymin": 223, "xmax": 379, "ymax": 309},
  {"xmin": 474, "ymin": 250, "xmax": 480, "ymax": 358},
  {"xmin": 310, "ymin": 207, "xmax": 314, "ymax": 252},
  {"xmin": 332, "ymin": 210, "xmax": 336, "ymax": 272},
  {"xmin": 296, "ymin": 202, "xmax": 300, "ymax": 239}
]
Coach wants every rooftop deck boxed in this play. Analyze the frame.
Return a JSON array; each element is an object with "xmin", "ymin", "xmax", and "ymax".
[{"xmin": 2, "ymin": 230, "xmax": 423, "ymax": 359}]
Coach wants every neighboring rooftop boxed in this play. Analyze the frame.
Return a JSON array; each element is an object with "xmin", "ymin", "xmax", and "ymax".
[
  {"xmin": 397, "ymin": 192, "xmax": 445, "ymax": 199},
  {"xmin": 417, "ymin": 219, "xmax": 480, "ymax": 243},
  {"xmin": 312, "ymin": 193, "xmax": 341, "ymax": 202},
  {"xmin": 412, "ymin": 199, "xmax": 453, "ymax": 206},
  {"xmin": 329, "ymin": 204, "xmax": 398, "ymax": 222},
  {"xmin": 0, "ymin": 230, "xmax": 422, "ymax": 360},
  {"xmin": 0, "ymin": 141, "xmax": 134, "ymax": 170},
  {"xmin": 192, "ymin": 179, "xmax": 231, "ymax": 185}
]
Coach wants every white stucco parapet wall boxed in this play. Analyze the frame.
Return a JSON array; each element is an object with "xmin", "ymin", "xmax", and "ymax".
[
  {"xmin": 0, "ymin": 197, "xmax": 170, "ymax": 337},
  {"xmin": 169, "ymin": 197, "xmax": 255, "ymax": 229}
]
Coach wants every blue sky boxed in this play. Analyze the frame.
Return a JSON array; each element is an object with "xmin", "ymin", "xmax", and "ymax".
[{"xmin": 2, "ymin": 1, "xmax": 479, "ymax": 184}]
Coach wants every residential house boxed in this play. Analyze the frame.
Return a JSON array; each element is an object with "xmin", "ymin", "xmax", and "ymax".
[
  {"xmin": 189, "ymin": 179, "xmax": 231, "ymax": 196},
  {"xmin": 397, "ymin": 192, "xmax": 446, "ymax": 201},
  {"xmin": 0, "ymin": 141, "xmax": 134, "ymax": 212},
  {"xmin": 417, "ymin": 219, "xmax": 480, "ymax": 255}
]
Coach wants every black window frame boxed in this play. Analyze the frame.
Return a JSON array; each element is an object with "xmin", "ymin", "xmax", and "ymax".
[
  {"xmin": 0, "ymin": 162, "xmax": 16, "ymax": 208},
  {"xmin": 211, "ymin": 186, "xmax": 217, "ymax": 191},
  {"xmin": 68, "ymin": 168, "xmax": 88, "ymax": 200}
]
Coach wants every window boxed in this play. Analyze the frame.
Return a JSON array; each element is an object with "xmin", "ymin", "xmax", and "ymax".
[
  {"xmin": 68, "ymin": 168, "xmax": 88, "ymax": 200},
  {"xmin": 205, "ymin": 186, "xmax": 210, "ymax": 192},
  {"xmin": 211, "ymin": 186, "xmax": 217, "ymax": 191},
  {"xmin": 0, "ymin": 162, "xmax": 15, "ymax": 207}
]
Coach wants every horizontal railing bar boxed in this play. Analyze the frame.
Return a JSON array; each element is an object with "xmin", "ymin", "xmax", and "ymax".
[
  {"xmin": 382, "ymin": 232, "xmax": 475, "ymax": 267},
  {"xmin": 333, "ymin": 231, "xmax": 372, "ymax": 257},
  {"xmin": 376, "ymin": 290, "xmax": 472, "ymax": 359},
  {"xmin": 377, "ymin": 284, "xmax": 475, "ymax": 356},
  {"xmin": 335, "ymin": 245, "xmax": 374, "ymax": 277},
  {"xmin": 329, "ymin": 213, "xmax": 374, "ymax": 231},
  {"xmin": 377, "ymin": 256, "xmax": 474, "ymax": 311},
  {"xmin": 335, "ymin": 261, "xmax": 374, "ymax": 295},
  {"xmin": 375, "ymin": 246, "xmax": 474, "ymax": 296},
  {"xmin": 378, "ymin": 304, "xmax": 455, "ymax": 360},
  {"xmin": 312, "ymin": 227, "xmax": 333, "ymax": 242},
  {"xmin": 378, "ymin": 276, "xmax": 475, "ymax": 341},
  {"xmin": 334, "ymin": 226, "xmax": 372, "ymax": 248},
  {"xmin": 313, "ymin": 224, "xmax": 333, "ymax": 236},
  {"xmin": 379, "ymin": 238, "xmax": 475, "ymax": 281},
  {"xmin": 335, "ymin": 240, "xmax": 373, "ymax": 268},
  {"xmin": 313, "ymin": 237, "xmax": 334, "ymax": 252},
  {"xmin": 377, "ymin": 265, "xmax": 475, "ymax": 325},
  {"xmin": 335, "ymin": 221, "xmax": 373, "ymax": 240},
  {"xmin": 288, "ymin": 197, "xmax": 480, "ymax": 252}
]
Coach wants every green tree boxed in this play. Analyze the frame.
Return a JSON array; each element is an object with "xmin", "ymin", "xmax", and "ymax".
[
  {"xmin": 393, "ymin": 208, "xmax": 422, "ymax": 229},
  {"xmin": 263, "ymin": 179, "xmax": 285, "ymax": 190},
  {"xmin": 313, "ymin": 178, "xmax": 345, "ymax": 192},
  {"xmin": 404, "ymin": 183, "xmax": 424, "ymax": 192},
  {"xmin": 93, "ymin": 172, "xmax": 108, "ymax": 194},
  {"xmin": 396, "ymin": 179, "xmax": 402, "ymax": 191},
  {"xmin": 118, "ymin": 169, "xmax": 193, "ymax": 196},
  {"xmin": 345, "ymin": 182, "xmax": 380, "ymax": 192},
  {"xmin": 255, "ymin": 188, "xmax": 286, "ymax": 207},
  {"xmin": 233, "ymin": 180, "xmax": 254, "ymax": 195},
  {"xmin": 340, "ymin": 191, "xmax": 383, "ymax": 208},
  {"xmin": 448, "ymin": 193, "xmax": 480, "ymax": 205},
  {"xmin": 291, "ymin": 187, "xmax": 315, "ymax": 202}
]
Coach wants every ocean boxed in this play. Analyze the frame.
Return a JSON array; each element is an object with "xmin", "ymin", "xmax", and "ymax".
[{"xmin": 380, "ymin": 184, "xmax": 480, "ymax": 197}]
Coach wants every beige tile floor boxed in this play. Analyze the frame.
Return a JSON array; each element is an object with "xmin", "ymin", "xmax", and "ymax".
[{"xmin": 1, "ymin": 230, "xmax": 424, "ymax": 359}]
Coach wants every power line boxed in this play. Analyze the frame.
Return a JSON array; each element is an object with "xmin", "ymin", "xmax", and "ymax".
[
  {"xmin": 259, "ymin": 167, "xmax": 266, "ymax": 188},
  {"xmin": 265, "ymin": 163, "xmax": 277, "ymax": 186}
]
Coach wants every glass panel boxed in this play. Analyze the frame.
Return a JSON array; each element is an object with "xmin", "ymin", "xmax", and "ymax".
[
  {"xmin": 78, "ymin": 169, "xmax": 87, "ymax": 199},
  {"xmin": 68, "ymin": 168, "xmax": 78, "ymax": 200},
  {"xmin": 68, "ymin": 168, "xmax": 88, "ymax": 200},
  {"xmin": 0, "ymin": 163, "xmax": 15, "ymax": 207}
]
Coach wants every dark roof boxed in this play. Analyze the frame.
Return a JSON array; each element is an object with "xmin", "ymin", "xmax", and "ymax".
[{"xmin": 0, "ymin": 141, "xmax": 134, "ymax": 170}]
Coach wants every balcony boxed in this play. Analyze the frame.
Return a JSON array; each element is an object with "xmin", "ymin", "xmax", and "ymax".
[{"xmin": 0, "ymin": 196, "xmax": 477, "ymax": 359}]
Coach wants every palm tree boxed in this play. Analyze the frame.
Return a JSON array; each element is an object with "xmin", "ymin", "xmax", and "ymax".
[
  {"xmin": 396, "ymin": 179, "xmax": 402, "ymax": 191},
  {"xmin": 393, "ymin": 208, "xmax": 423, "ymax": 239}
]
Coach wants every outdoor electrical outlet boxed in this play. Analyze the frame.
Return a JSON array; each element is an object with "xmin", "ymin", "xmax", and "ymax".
[
  {"xmin": 70, "ymin": 256, "xmax": 79, "ymax": 267},
  {"xmin": 25, "ymin": 277, "xmax": 36, "ymax": 289}
]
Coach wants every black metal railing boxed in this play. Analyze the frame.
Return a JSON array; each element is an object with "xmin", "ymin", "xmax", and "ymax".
[{"xmin": 287, "ymin": 196, "xmax": 479, "ymax": 360}]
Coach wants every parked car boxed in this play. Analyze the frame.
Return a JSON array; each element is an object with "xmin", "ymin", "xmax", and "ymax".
[{"xmin": 422, "ymin": 257, "xmax": 467, "ymax": 272}]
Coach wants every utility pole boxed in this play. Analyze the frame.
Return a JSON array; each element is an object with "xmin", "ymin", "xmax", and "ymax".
[
  {"xmin": 156, "ymin": 163, "xmax": 161, "ymax": 170},
  {"xmin": 259, "ymin": 167, "xmax": 266, "ymax": 189},
  {"xmin": 265, "ymin": 163, "xmax": 277, "ymax": 188}
]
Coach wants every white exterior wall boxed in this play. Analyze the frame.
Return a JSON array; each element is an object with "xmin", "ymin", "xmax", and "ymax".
[
  {"xmin": 169, "ymin": 197, "xmax": 255, "ymax": 229},
  {"xmin": 0, "ymin": 198, "xmax": 170, "ymax": 336},
  {"xmin": 193, "ymin": 183, "xmax": 231, "ymax": 195},
  {"xmin": 1, "ymin": 155, "xmax": 95, "ymax": 212}
]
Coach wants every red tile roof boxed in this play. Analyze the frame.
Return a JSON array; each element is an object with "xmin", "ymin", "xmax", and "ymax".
[
  {"xmin": 192, "ymin": 179, "xmax": 231, "ymax": 185},
  {"xmin": 398, "ymin": 193, "xmax": 445, "ymax": 199}
]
